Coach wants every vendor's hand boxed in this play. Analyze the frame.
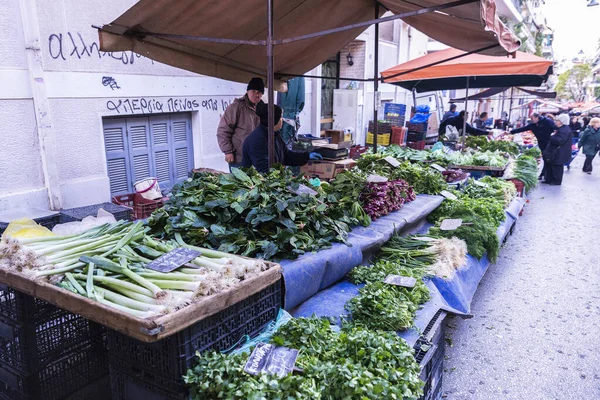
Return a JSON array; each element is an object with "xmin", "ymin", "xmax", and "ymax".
[
  {"xmin": 309, "ymin": 152, "xmax": 323, "ymax": 160},
  {"xmin": 225, "ymin": 153, "xmax": 235, "ymax": 163}
]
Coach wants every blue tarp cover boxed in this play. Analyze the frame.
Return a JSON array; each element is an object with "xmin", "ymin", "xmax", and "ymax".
[
  {"xmin": 280, "ymin": 195, "xmax": 444, "ymax": 310},
  {"xmin": 291, "ymin": 197, "xmax": 526, "ymax": 347}
]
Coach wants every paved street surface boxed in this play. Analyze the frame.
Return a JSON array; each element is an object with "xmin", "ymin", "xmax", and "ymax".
[{"xmin": 442, "ymin": 154, "xmax": 600, "ymax": 400}]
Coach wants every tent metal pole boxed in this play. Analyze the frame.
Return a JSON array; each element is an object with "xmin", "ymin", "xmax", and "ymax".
[
  {"xmin": 373, "ymin": 2, "xmax": 380, "ymax": 154},
  {"xmin": 508, "ymin": 87, "xmax": 515, "ymax": 126},
  {"xmin": 461, "ymin": 76, "xmax": 469, "ymax": 150},
  {"xmin": 274, "ymin": 0, "xmax": 478, "ymax": 45},
  {"xmin": 267, "ymin": 0, "xmax": 275, "ymax": 166}
]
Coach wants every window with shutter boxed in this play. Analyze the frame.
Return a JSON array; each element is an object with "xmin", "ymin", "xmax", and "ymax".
[
  {"xmin": 103, "ymin": 113, "xmax": 194, "ymax": 196},
  {"xmin": 103, "ymin": 120, "xmax": 132, "ymax": 195}
]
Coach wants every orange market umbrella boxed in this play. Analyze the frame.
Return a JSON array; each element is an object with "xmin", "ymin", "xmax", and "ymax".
[{"xmin": 381, "ymin": 48, "xmax": 553, "ymax": 93}]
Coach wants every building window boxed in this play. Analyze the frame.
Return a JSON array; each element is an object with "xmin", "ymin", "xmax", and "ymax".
[{"xmin": 103, "ymin": 113, "xmax": 194, "ymax": 195}]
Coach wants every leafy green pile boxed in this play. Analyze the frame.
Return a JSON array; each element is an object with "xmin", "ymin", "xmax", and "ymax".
[
  {"xmin": 481, "ymin": 140, "xmax": 520, "ymax": 156},
  {"xmin": 382, "ymin": 145, "xmax": 429, "ymax": 162},
  {"xmin": 465, "ymin": 136, "xmax": 489, "ymax": 149},
  {"xmin": 463, "ymin": 177, "xmax": 516, "ymax": 207},
  {"xmin": 185, "ymin": 318, "xmax": 423, "ymax": 399},
  {"xmin": 356, "ymin": 154, "xmax": 446, "ymax": 195},
  {"xmin": 429, "ymin": 214, "xmax": 500, "ymax": 262},
  {"xmin": 513, "ymin": 156, "xmax": 539, "ymax": 191},
  {"xmin": 321, "ymin": 170, "xmax": 371, "ymax": 227},
  {"xmin": 428, "ymin": 197, "xmax": 506, "ymax": 228},
  {"xmin": 522, "ymin": 147, "xmax": 542, "ymax": 159},
  {"xmin": 148, "ymin": 167, "xmax": 353, "ymax": 260}
]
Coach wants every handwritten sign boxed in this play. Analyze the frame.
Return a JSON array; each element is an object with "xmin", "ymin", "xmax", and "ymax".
[
  {"xmin": 384, "ymin": 275, "xmax": 417, "ymax": 288},
  {"xmin": 244, "ymin": 343, "xmax": 299, "ymax": 378},
  {"xmin": 472, "ymin": 180, "xmax": 489, "ymax": 187},
  {"xmin": 367, "ymin": 174, "xmax": 388, "ymax": 183},
  {"xmin": 430, "ymin": 163, "xmax": 446, "ymax": 172},
  {"xmin": 146, "ymin": 248, "xmax": 201, "ymax": 273},
  {"xmin": 440, "ymin": 190, "xmax": 458, "ymax": 201},
  {"xmin": 384, "ymin": 156, "xmax": 401, "ymax": 167},
  {"xmin": 440, "ymin": 219, "xmax": 463, "ymax": 231},
  {"xmin": 288, "ymin": 184, "xmax": 318, "ymax": 196}
]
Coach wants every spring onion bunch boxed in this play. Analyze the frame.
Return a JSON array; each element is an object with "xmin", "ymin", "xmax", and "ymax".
[{"xmin": 0, "ymin": 221, "xmax": 267, "ymax": 317}]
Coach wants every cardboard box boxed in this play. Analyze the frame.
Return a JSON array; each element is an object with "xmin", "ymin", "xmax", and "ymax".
[
  {"xmin": 315, "ymin": 141, "xmax": 352, "ymax": 150},
  {"xmin": 300, "ymin": 159, "xmax": 357, "ymax": 180},
  {"xmin": 325, "ymin": 130, "xmax": 344, "ymax": 144}
]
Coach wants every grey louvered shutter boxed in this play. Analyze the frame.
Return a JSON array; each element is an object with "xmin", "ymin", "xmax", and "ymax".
[
  {"xmin": 126, "ymin": 118, "xmax": 153, "ymax": 186},
  {"xmin": 169, "ymin": 114, "xmax": 194, "ymax": 182},
  {"xmin": 103, "ymin": 119, "xmax": 132, "ymax": 195},
  {"xmin": 149, "ymin": 115, "xmax": 172, "ymax": 191}
]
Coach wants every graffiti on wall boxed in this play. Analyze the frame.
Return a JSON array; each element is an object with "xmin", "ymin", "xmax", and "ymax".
[
  {"xmin": 48, "ymin": 32, "xmax": 153, "ymax": 65},
  {"xmin": 106, "ymin": 97, "xmax": 235, "ymax": 115}
]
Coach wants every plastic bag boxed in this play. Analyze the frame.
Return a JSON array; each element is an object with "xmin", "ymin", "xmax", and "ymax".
[
  {"xmin": 52, "ymin": 209, "xmax": 117, "ymax": 236},
  {"xmin": 410, "ymin": 113, "xmax": 431, "ymax": 124},
  {"xmin": 415, "ymin": 105, "xmax": 430, "ymax": 113},
  {"xmin": 229, "ymin": 309, "xmax": 293, "ymax": 355},
  {"xmin": 1, "ymin": 219, "xmax": 54, "ymax": 240}
]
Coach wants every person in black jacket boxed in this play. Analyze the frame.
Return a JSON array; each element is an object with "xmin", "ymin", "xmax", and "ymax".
[
  {"xmin": 438, "ymin": 111, "xmax": 488, "ymax": 137},
  {"xmin": 569, "ymin": 116, "xmax": 583, "ymax": 137},
  {"xmin": 242, "ymin": 103, "xmax": 318, "ymax": 173},
  {"xmin": 543, "ymin": 114, "xmax": 573, "ymax": 186},
  {"xmin": 510, "ymin": 113, "xmax": 556, "ymax": 151}
]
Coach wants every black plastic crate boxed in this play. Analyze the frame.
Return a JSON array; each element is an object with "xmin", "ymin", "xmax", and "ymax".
[
  {"xmin": 108, "ymin": 279, "xmax": 282, "ymax": 400},
  {"xmin": 0, "ymin": 337, "xmax": 107, "ymax": 400},
  {"xmin": 408, "ymin": 131, "xmax": 427, "ymax": 142},
  {"xmin": 407, "ymin": 122, "xmax": 428, "ymax": 133},
  {"xmin": 60, "ymin": 202, "xmax": 132, "ymax": 223},
  {"xmin": 416, "ymin": 311, "xmax": 447, "ymax": 400},
  {"xmin": 0, "ymin": 213, "xmax": 60, "ymax": 237},
  {"xmin": 0, "ymin": 296, "xmax": 104, "ymax": 375}
]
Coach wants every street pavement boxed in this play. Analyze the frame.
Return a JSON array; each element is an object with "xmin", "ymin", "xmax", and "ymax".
[{"xmin": 441, "ymin": 154, "xmax": 600, "ymax": 400}]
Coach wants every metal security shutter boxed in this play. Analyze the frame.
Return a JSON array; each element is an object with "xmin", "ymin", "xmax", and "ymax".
[
  {"xmin": 169, "ymin": 114, "xmax": 194, "ymax": 181},
  {"xmin": 149, "ymin": 116, "xmax": 172, "ymax": 190},
  {"xmin": 104, "ymin": 113, "xmax": 194, "ymax": 196},
  {"xmin": 103, "ymin": 120, "xmax": 132, "ymax": 195}
]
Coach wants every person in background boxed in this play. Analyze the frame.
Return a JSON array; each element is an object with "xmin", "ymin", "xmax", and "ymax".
[
  {"xmin": 242, "ymin": 103, "xmax": 321, "ymax": 173},
  {"xmin": 582, "ymin": 116, "xmax": 591, "ymax": 130},
  {"xmin": 510, "ymin": 112, "xmax": 556, "ymax": 156},
  {"xmin": 569, "ymin": 116, "xmax": 583, "ymax": 137},
  {"xmin": 577, "ymin": 117, "xmax": 600, "ymax": 174},
  {"xmin": 543, "ymin": 114, "xmax": 573, "ymax": 186},
  {"xmin": 442, "ymin": 104, "xmax": 457, "ymax": 122},
  {"xmin": 438, "ymin": 111, "xmax": 488, "ymax": 137},
  {"xmin": 217, "ymin": 77, "xmax": 265, "ymax": 170},
  {"xmin": 474, "ymin": 112, "xmax": 491, "ymax": 130}
]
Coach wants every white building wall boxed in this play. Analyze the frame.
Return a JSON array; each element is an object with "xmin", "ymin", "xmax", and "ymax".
[{"xmin": 1, "ymin": 0, "xmax": 313, "ymax": 210}]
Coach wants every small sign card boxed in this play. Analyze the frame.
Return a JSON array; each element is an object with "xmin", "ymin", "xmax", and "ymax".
[
  {"xmin": 244, "ymin": 343, "xmax": 299, "ymax": 378},
  {"xmin": 440, "ymin": 190, "xmax": 458, "ymax": 201},
  {"xmin": 384, "ymin": 275, "xmax": 417, "ymax": 288},
  {"xmin": 472, "ymin": 180, "xmax": 489, "ymax": 187},
  {"xmin": 440, "ymin": 219, "xmax": 463, "ymax": 231},
  {"xmin": 384, "ymin": 156, "xmax": 401, "ymax": 167},
  {"xmin": 430, "ymin": 163, "xmax": 446, "ymax": 172},
  {"xmin": 367, "ymin": 174, "xmax": 389, "ymax": 183},
  {"xmin": 146, "ymin": 248, "xmax": 201, "ymax": 273},
  {"xmin": 288, "ymin": 184, "xmax": 318, "ymax": 196}
]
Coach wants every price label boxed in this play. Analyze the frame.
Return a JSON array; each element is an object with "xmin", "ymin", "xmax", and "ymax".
[
  {"xmin": 384, "ymin": 275, "xmax": 417, "ymax": 288},
  {"xmin": 288, "ymin": 184, "xmax": 318, "ymax": 196},
  {"xmin": 440, "ymin": 219, "xmax": 463, "ymax": 231},
  {"xmin": 146, "ymin": 248, "xmax": 201, "ymax": 273},
  {"xmin": 384, "ymin": 156, "xmax": 401, "ymax": 168},
  {"xmin": 440, "ymin": 190, "xmax": 458, "ymax": 201},
  {"xmin": 430, "ymin": 163, "xmax": 446, "ymax": 172},
  {"xmin": 367, "ymin": 174, "xmax": 389, "ymax": 183},
  {"xmin": 244, "ymin": 343, "xmax": 299, "ymax": 378},
  {"xmin": 472, "ymin": 180, "xmax": 489, "ymax": 187}
]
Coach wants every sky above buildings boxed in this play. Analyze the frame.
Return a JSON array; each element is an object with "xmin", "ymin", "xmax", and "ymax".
[{"xmin": 543, "ymin": 0, "xmax": 600, "ymax": 60}]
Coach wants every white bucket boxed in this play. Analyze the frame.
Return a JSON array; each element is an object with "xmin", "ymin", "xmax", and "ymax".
[{"xmin": 134, "ymin": 178, "xmax": 162, "ymax": 200}]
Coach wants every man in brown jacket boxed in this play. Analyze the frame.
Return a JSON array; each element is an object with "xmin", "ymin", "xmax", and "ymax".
[{"xmin": 217, "ymin": 77, "xmax": 264, "ymax": 168}]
